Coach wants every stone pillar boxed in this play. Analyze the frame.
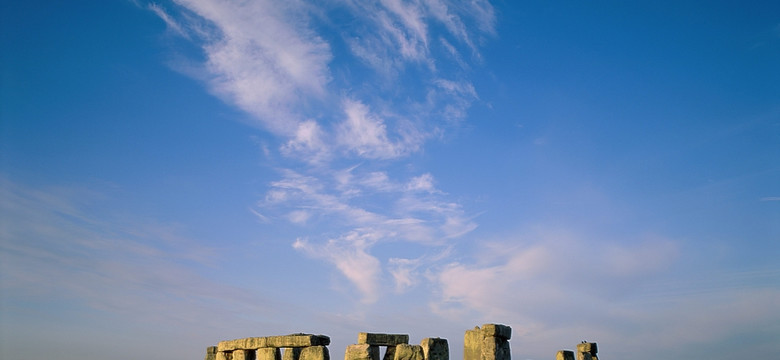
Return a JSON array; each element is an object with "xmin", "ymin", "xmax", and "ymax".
[
  {"xmin": 217, "ymin": 351, "xmax": 233, "ymax": 360},
  {"xmin": 346, "ymin": 344, "xmax": 380, "ymax": 360},
  {"xmin": 420, "ymin": 338, "xmax": 448, "ymax": 360},
  {"xmin": 555, "ymin": 350, "xmax": 574, "ymax": 360},
  {"xmin": 234, "ymin": 349, "xmax": 257, "ymax": 360},
  {"xmin": 258, "ymin": 348, "xmax": 282, "ymax": 360},
  {"xmin": 576, "ymin": 343, "xmax": 597, "ymax": 360},
  {"xmin": 463, "ymin": 324, "xmax": 511, "ymax": 360},
  {"xmin": 301, "ymin": 345, "xmax": 330, "ymax": 360},
  {"xmin": 384, "ymin": 346, "xmax": 397, "ymax": 360},
  {"xmin": 464, "ymin": 327, "xmax": 482, "ymax": 360},
  {"xmin": 393, "ymin": 344, "xmax": 423, "ymax": 360},
  {"xmin": 284, "ymin": 348, "xmax": 302, "ymax": 360},
  {"xmin": 206, "ymin": 346, "xmax": 218, "ymax": 360}
]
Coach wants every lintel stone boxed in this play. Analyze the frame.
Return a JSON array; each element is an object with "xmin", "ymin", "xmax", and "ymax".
[
  {"xmin": 358, "ymin": 333, "xmax": 409, "ymax": 346},
  {"xmin": 219, "ymin": 335, "xmax": 330, "ymax": 351}
]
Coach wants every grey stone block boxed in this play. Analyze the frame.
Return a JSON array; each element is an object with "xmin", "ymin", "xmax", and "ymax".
[
  {"xmin": 393, "ymin": 344, "xmax": 424, "ymax": 360},
  {"xmin": 358, "ymin": 333, "xmax": 410, "ymax": 346},
  {"xmin": 346, "ymin": 344, "xmax": 380, "ymax": 360},
  {"xmin": 301, "ymin": 346, "xmax": 330, "ymax": 360},
  {"xmin": 420, "ymin": 338, "xmax": 448, "ymax": 360}
]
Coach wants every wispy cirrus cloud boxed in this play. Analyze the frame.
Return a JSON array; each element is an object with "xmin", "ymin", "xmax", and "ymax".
[
  {"xmin": 147, "ymin": 0, "xmax": 495, "ymax": 303},
  {"xmin": 149, "ymin": 0, "xmax": 494, "ymax": 159},
  {"xmin": 255, "ymin": 167, "xmax": 476, "ymax": 302}
]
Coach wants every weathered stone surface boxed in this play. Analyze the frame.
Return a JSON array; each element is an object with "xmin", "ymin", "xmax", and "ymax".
[
  {"xmin": 300, "ymin": 346, "xmax": 330, "ymax": 360},
  {"xmin": 284, "ymin": 347, "xmax": 302, "ymax": 360},
  {"xmin": 481, "ymin": 324, "xmax": 511, "ymax": 340},
  {"xmin": 219, "ymin": 335, "xmax": 330, "ymax": 351},
  {"xmin": 463, "ymin": 327, "xmax": 482, "ymax": 360},
  {"xmin": 576, "ymin": 343, "xmax": 597, "ymax": 355},
  {"xmin": 206, "ymin": 347, "xmax": 218, "ymax": 360},
  {"xmin": 234, "ymin": 349, "xmax": 257, "ymax": 360},
  {"xmin": 268, "ymin": 335, "xmax": 331, "ymax": 348},
  {"xmin": 420, "ymin": 338, "xmax": 448, "ymax": 360},
  {"xmin": 346, "ymin": 344, "xmax": 380, "ymax": 360},
  {"xmin": 481, "ymin": 337, "xmax": 510, "ymax": 360},
  {"xmin": 383, "ymin": 346, "xmax": 397, "ymax": 360},
  {"xmin": 219, "ymin": 338, "xmax": 268, "ymax": 352},
  {"xmin": 393, "ymin": 344, "xmax": 423, "ymax": 360},
  {"xmin": 258, "ymin": 348, "xmax": 282, "ymax": 360},
  {"xmin": 556, "ymin": 350, "xmax": 574, "ymax": 360},
  {"xmin": 358, "ymin": 333, "xmax": 410, "ymax": 346},
  {"xmin": 217, "ymin": 351, "xmax": 231, "ymax": 360},
  {"xmin": 575, "ymin": 353, "xmax": 592, "ymax": 360}
]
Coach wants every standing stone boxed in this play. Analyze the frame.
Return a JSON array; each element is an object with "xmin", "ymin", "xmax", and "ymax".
[
  {"xmin": 384, "ymin": 346, "xmax": 397, "ymax": 360},
  {"xmin": 576, "ymin": 343, "xmax": 596, "ymax": 360},
  {"xmin": 258, "ymin": 348, "xmax": 282, "ymax": 360},
  {"xmin": 420, "ymin": 338, "xmax": 449, "ymax": 360},
  {"xmin": 234, "ymin": 350, "xmax": 257, "ymax": 360},
  {"xmin": 482, "ymin": 337, "xmax": 510, "ymax": 360},
  {"xmin": 346, "ymin": 344, "xmax": 380, "ymax": 360},
  {"xmin": 555, "ymin": 351, "xmax": 574, "ymax": 360},
  {"xmin": 206, "ymin": 346, "xmax": 218, "ymax": 360},
  {"xmin": 464, "ymin": 324, "xmax": 512, "ymax": 360},
  {"xmin": 301, "ymin": 346, "xmax": 330, "ymax": 360},
  {"xmin": 463, "ymin": 327, "xmax": 482, "ymax": 360},
  {"xmin": 284, "ymin": 348, "xmax": 302, "ymax": 360},
  {"xmin": 217, "ymin": 352, "xmax": 234, "ymax": 360},
  {"xmin": 393, "ymin": 344, "xmax": 424, "ymax": 360}
]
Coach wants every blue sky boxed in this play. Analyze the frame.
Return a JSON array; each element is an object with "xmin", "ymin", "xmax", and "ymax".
[{"xmin": 1, "ymin": 1, "xmax": 779, "ymax": 359}]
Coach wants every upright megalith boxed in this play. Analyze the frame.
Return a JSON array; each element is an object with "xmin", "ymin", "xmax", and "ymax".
[
  {"xmin": 257, "ymin": 348, "xmax": 282, "ymax": 360},
  {"xmin": 575, "ymin": 342, "xmax": 597, "ymax": 360},
  {"xmin": 345, "ymin": 344, "xmax": 380, "ymax": 360},
  {"xmin": 420, "ymin": 338, "xmax": 449, "ymax": 360},
  {"xmin": 464, "ymin": 324, "xmax": 511, "ymax": 360},
  {"xmin": 394, "ymin": 344, "xmax": 424, "ymax": 360},
  {"xmin": 206, "ymin": 346, "xmax": 218, "ymax": 360},
  {"xmin": 234, "ymin": 349, "xmax": 258, "ymax": 360},
  {"xmin": 301, "ymin": 346, "xmax": 330, "ymax": 360},
  {"xmin": 284, "ymin": 347, "xmax": 302, "ymax": 360},
  {"xmin": 347, "ymin": 333, "xmax": 410, "ymax": 360},
  {"xmin": 555, "ymin": 350, "xmax": 574, "ymax": 360}
]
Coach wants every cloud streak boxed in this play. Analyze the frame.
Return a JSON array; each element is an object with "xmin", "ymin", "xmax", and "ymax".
[{"xmin": 146, "ymin": 0, "xmax": 495, "ymax": 302}]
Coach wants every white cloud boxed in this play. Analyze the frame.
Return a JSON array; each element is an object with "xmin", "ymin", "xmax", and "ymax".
[
  {"xmin": 293, "ymin": 233, "xmax": 383, "ymax": 303},
  {"xmin": 152, "ymin": 0, "xmax": 496, "ymax": 306},
  {"xmin": 260, "ymin": 168, "xmax": 477, "ymax": 301},
  {"xmin": 338, "ymin": 98, "xmax": 405, "ymax": 159},
  {"xmin": 148, "ymin": 3, "xmax": 189, "ymax": 38},
  {"xmin": 164, "ymin": 0, "xmax": 332, "ymax": 135},
  {"xmin": 388, "ymin": 257, "xmax": 421, "ymax": 293}
]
